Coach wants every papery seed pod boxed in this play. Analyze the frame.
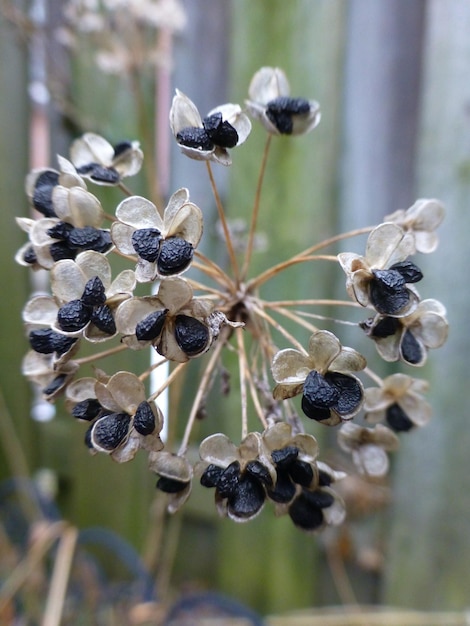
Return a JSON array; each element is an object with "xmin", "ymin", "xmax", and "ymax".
[
  {"xmin": 131, "ymin": 228, "xmax": 162, "ymax": 262},
  {"xmin": 156, "ymin": 476, "xmax": 187, "ymax": 493},
  {"xmin": 174, "ymin": 314, "xmax": 210, "ymax": 356},
  {"xmin": 157, "ymin": 237, "xmax": 194, "ymax": 276}
]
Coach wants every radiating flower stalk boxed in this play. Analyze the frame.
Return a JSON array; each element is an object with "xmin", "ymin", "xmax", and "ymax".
[{"xmin": 17, "ymin": 65, "xmax": 448, "ymax": 535}]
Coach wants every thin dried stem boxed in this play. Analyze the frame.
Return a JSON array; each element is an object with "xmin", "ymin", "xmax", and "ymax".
[
  {"xmin": 267, "ymin": 303, "xmax": 319, "ymax": 334},
  {"xmin": 236, "ymin": 326, "xmax": 249, "ymax": 439},
  {"xmin": 148, "ymin": 361, "xmax": 188, "ymax": 401},
  {"xmin": 241, "ymin": 134, "xmax": 272, "ymax": 279},
  {"xmin": 247, "ymin": 254, "xmax": 339, "ymax": 291},
  {"xmin": 206, "ymin": 161, "xmax": 240, "ymax": 282},
  {"xmin": 74, "ymin": 343, "xmax": 127, "ymax": 366},
  {"xmin": 252, "ymin": 303, "xmax": 306, "ymax": 353},
  {"xmin": 138, "ymin": 355, "xmax": 169, "ymax": 382}
]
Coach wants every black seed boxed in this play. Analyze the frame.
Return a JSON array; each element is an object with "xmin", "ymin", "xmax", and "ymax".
[
  {"xmin": 245, "ymin": 460, "xmax": 273, "ymax": 487},
  {"xmin": 92, "ymin": 412, "xmax": 130, "ymax": 451},
  {"xmin": 303, "ymin": 370, "xmax": 340, "ymax": 409},
  {"xmin": 113, "ymin": 141, "xmax": 132, "ymax": 158},
  {"xmin": 227, "ymin": 474, "xmax": 266, "ymax": 519},
  {"xmin": 400, "ymin": 329, "xmax": 423, "ymax": 365},
  {"xmin": 91, "ymin": 230, "xmax": 113, "ymax": 253},
  {"xmin": 176, "ymin": 127, "xmax": 214, "ymax": 150},
  {"xmin": 289, "ymin": 492, "xmax": 325, "ymax": 531},
  {"xmin": 77, "ymin": 163, "xmax": 120, "ymax": 184},
  {"xmin": 23, "ymin": 246, "xmax": 37, "ymax": 265},
  {"xmin": 174, "ymin": 315, "xmax": 210, "ymax": 357},
  {"xmin": 370, "ymin": 270, "xmax": 410, "ymax": 315},
  {"xmin": 372, "ymin": 268, "xmax": 406, "ymax": 292},
  {"xmin": 301, "ymin": 394, "xmax": 332, "ymax": 421},
  {"xmin": 32, "ymin": 170, "xmax": 59, "ymax": 217},
  {"xmin": 268, "ymin": 468, "xmax": 296, "ymax": 504},
  {"xmin": 216, "ymin": 460, "xmax": 240, "ymax": 498},
  {"xmin": 203, "ymin": 112, "xmax": 239, "ymax": 148},
  {"xmin": 318, "ymin": 469, "xmax": 332, "ymax": 487},
  {"xmin": 91, "ymin": 305, "xmax": 116, "ymax": 335},
  {"xmin": 367, "ymin": 315, "xmax": 401, "ymax": 338},
  {"xmin": 157, "ymin": 237, "xmax": 194, "ymax": 275},
  {"xmin": 135, "ymin": 309, "xmax": 168, "ymax": 342},
  {"xmin": 131, "ymin": 228, "xmax": 162, "ymax": 262},
  {"xmin": 84, "ymin": 425, "xmax": 93, "ymax": 449},
  {"xmin": 42, "ymin": 374, "xmax": 67, "ymax": 397},
  {"xmin": 156, "ymin": 476, "xmax": 187, "ymax": 493},
  {"xmin": 72, "ymin": 398, "xmax": 102, "ymax": 421},
  {"xmin": 29, "ymin": 328, "xmax": 77, "ymax": 355},
  {"xmin": 68, "ymin": 226, "xmax": 103, "ymax": 250},
  {"xmin": 47, "ymin": 221, "xmax": 74, "ymax": 240},
  {"xmin": 57, "ymin": 299, "xmax": 92, "ymax": 332},
  {"xmin": 81, "ymin": 276, "xmax": 107, "ymax": 306},
  {"xmin": 325, "ymin": 372, "xmax": 363, "ymax": 416},
  {"xmin": 133, "ymin": 401, "xmax": 155, "ymax": 436},
  {"xmin": 289, "ymin": 460, "xmax": 314, "ymax": 487},
  {"xmin": 266, "ymin": 97, "xmax": 310, "ymax": 135},
  {"xmin": 200, "ymin": 464, "xmax": 224, "ymax": 488},
  {"xmin": 272, "ymin": 446, "xmax": 299, "ymax": 467},
  {"xmin": 49, "ymin": 241, "xmax": 76, "ymax": 262},
  {"xmin": 386, "ymin": 402, "xmax": 414, "ymax": 432},
  {"xmin": 390, "ymin": 260, "xmax": 423, "ymax": 284}
]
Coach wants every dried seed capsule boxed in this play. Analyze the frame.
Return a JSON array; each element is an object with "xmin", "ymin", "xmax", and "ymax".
[
  {"xmin": 32, "ymin": 170, "xmax": 59, "ymax": 217},
  {"xmin": 91, "ymin": 304, "xmax": 116, "ymax": 335},
  {"xmin": 370, "ymin": 269, "xmax": 410, "ymax": 315},
  {"xmin": 203, "ymin": 112, "xmax": 239, "ymax": 148},
  {"xmin": 174, "ymin": 314, "xmax": 210, "ymax": 356},
  {"xmin": 361, "ymin": 315, "xmax": 400, "ymax": 338},
  {"xmin": 113, "ymin": 141, "xmax": 132, "ymax": 158},
  {"xmin": 400, "ymin": 329, "xmax": 423, "ymax": 365},
  {"xmin": 157, "ymin": 237, "xmax": 194, "ymax": 275},
  {"xmin": 91, "ymin": 412, "xmax": 131, "ymax": 451},
  {"xmin": 131, "ymin": 228, "xmax": 162, "ymax": 262},
  {"xmin": 303, "ymin": 370, "xmax": 340, "ymax": 410},
  {"xmin": 133, "ymin": 401, "xmax": 155, "ymax": 436},
  {"xmin": 386, "ymin": 402, "xmax": 414, "ymax": 432},
  {"xmin": 57, "ymin": 299, "xmax": 92, "ymax": 332},
  {"xmin": 72, "ymin": 398, "xmax": 102, "ymax": 421},
  {"xmin": 81, "ymin": 276, "xmax": 107, "ymax": 306},
  {"xmin": 324, "ymin": 372, "xmax": 363, "ymax": 416},
  {"xmin": 266, "ymin": 96, "xmax": 311, "ymax": 134},
  {"xmin": 176, "ymin": 127, "xmax": 214, "ymax": 150},
  {"xmin": 227, "ymin": 474, "xmax": 266, "ymax": 519},
  {"xmin": 135, "ymin": 309, "xmax": 168, "ymax": 342}
]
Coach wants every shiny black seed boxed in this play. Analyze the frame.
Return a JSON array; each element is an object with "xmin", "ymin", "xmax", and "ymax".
[
  {"xmin": 77, "ymin": 163, "xmax": 120, "ymax": 184},
  {"xmin": 133, "ymin": 401, "xmax": 155, "ymax": 436},
  {"xmin": 156, "ymin": 476, "xmax": 187, "ymax": 493},
  {"xmin": 289, "ymin": 460, "xmax": 314, "ymax": 487},
  {"xmin": 216, "ymin": 460, "xmax": 240, "ymax": 498},
  {"xmin": 272, "ymin": 445, "xmax": 299, "ymax": 467},
  {"xmin": 82, "ymin": 276, "xmax": 106, "ymax": 306},
  {"xmin": 318, "ymin": 469, "xmax": 332, "ymax": 487},
  {"xmin": 91, "ymin": 230, "xmax": 113, "ymax": 253},
  {"xmin": 401, "ymin": 329, "xmax": 423, "ymax": 365},
  {"xmin": 325, "ymin": 372, "xmax": 363, "ymax": 416},
  {"xmin": 43, "ymin": 374, "xmax": 67, "ymax": 397},
  {"xmin": 72, "ymin": 398, "xmax": 102, "ymax": 421},
  {"xmin": 370, "ymin": 270, "xmax": 410, "ymax": 315},
  {"xmin": 91, "ymin": 305, "xmax": 116, "ymax": 335},
  {"xmin": 203, "ymin": 112, "xmax": 239, "ymax": 148},
  {"xmin": 390, "ymin": 260, "xmax": 423, "ymax": 284},
  {"xmin": 266, "ymin": 97, "xmax": 310, "ymax": 135},
  {"xmin": 68, "ymin": 226, "xmax": 103, "ymax": 250},
  {"xmin": 113, "ymin": 141, "xmax": 132, "ymax": 158},
  {"xmin": 289, "ymin": 489, "xmax": 334, "ymax": 531},
  {"xmin": 303, "ymin": 370, "xmax": 340, "ymax": 409},
  {"xmin": 227, "ymin": 474, "xmax": 266, "ymax": 519},
  {"xmin": 47, "ymin": 221, "xmax": 74, "ymax": 240},
  {"xmin": 366, "ymin": 315, "xmax": 401, "ymax": 338},
  {"xmin": 301, "ymin": 394, "xmax": 332, "ymax": 421},
  {"xmin": 92, "ymin": 412, "xmax": 130, "ymax": 451},
  {"xmin": 49, "ymin": 241, "xmax": 76, "ymax": 262},
  {"xmin": 176, "ymin": 127, "xmax": 214, "ymax": 150},
  {"xmin": 157, "ymin": 237, "xmax": 194, "ymax": 275},
  {"xmin": 200, "ymin": 464, "xmax": 224, "ymax": 488},
  {"xmin": 386, "ymin": 402, "xmax": 414, "ymax": 432},
  {"xmin": 245, "ymin": 460, "xmax": 273, "ymax": 487},
  {"xmin": 131, "ymin": 228, "xmax": 162, "ymax": 262},
  {"xmin": 174, "ymin": 315, "xmax": 210, "ymax": 356},
  {"xmin": 268, "ymin": 468, "xmax": 296, "ymax": 503},
  {"xmin": 135, "ymin": 309, "xmax": 168, "ymax": 342},
  {"xmin": 23, "ymin": 246, "xmax": 37, "ymax": 265},
  {"xmin": 32, "ymin": 170, "xmax": 59, "ymax": 217},
  {"xmin": 29, "ymin": 328, "xmax": 77, "ymax": 355},
  {"xmin": 57, "ymin": 299, "xmax": 92, "ymax": 332}
]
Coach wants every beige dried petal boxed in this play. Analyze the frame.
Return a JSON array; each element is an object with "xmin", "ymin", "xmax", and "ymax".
[
  {"xmin": 23, "ymin": 296, "xmax": 58, "ymax": 326},
  {"xmin": 65, "ymin": 377, "xmax": 97, "ymax": 403},
  {"xmin": 156, "ymin": 325, "xmax": 188, "ymax": 363},
  {"xmin": 149, "ymin": 451, "xmax": 192, "ymax": 482},
  {"xmin": 169, "ymin": 89, "xmax": 203, "ymax": 135},
  {"xmin": 330, "ymin": 346, "xmax": 367, "ymax": 373},
  {"xmin": 110, "ymin": 221, "xmax": 137, "ymax": 255},
  {"xmin": 164, "ymin": 202, "xmax": 203, "ymax": 246},
  {"xmin": 105, "ymin": 371, "xmax": 146, "ymax": 415},
  {"xmin": 107, "ymin": 269, "xmax": 136, "ymax": 300},
  {"xmin": 115, "ymin": 196, "xmax": 163, "ymax": 230},
  {"xmin": 157, "ymin": 277, "xmax": 193, "ymax": 312},
  {"xmin": 307, "ymin": 330, "xmax": 342, "ymax": 373},
  {"xmin": 365, "ymin": 223, "xmax": 410, "ymax": 268},
  {"xmin": 52, "ymin": 186, "xmax": 103, "ymax": 227},
  {"xmin": 50, "ymin": 260, "xmax": 86, "ymax": 302},
  {"xmin": 248, "ymin": 67, "xmax": 290, "ymax": 104},
  {"xmin": 161, "ymin": 187, "xmax": 190, "ymax": 224},
  {"xmin": 76, "ymin": 250, "xmax": 112, "ymax": 287},
  {"xmin": 70, "ymin": 133, "xmax": 115, "ymax": 168},
  {"xmin": 114, "ymin": 296, "xmax": 163, "ymax": 337},
  {"xmin": 199, "ymin": 433, "xmax": 239, "ymax": 466},
  {"xmin": 271, "ymin": 348, "xmax": 310, "ymax": 384}
]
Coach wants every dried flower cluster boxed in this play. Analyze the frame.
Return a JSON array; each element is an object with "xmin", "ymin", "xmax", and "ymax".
[{"xmin": 17, "ymin": 67, "xmax": 448, "ymax": 533}]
